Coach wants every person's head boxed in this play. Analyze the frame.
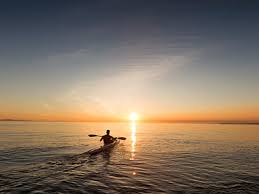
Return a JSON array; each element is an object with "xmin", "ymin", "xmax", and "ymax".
[{"xmin": 106, "ymin": 129, "xmax": 110, "ymax": 135}]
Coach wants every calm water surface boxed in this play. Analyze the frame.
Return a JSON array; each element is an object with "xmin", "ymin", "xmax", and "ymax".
[{"xmin": 0, "ymin": 122, "xmax": 259, "ymax": 193}]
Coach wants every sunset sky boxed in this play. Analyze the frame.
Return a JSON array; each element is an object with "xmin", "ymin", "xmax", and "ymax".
[{"xmin": 0, "ymin": 1, "xmax": 259, "ymax": 122}]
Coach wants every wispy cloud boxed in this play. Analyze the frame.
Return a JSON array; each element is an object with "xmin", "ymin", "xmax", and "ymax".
[
  {"xmin": 56, "ymin": 50, "xmax": 198, "ymax": 116},
  {"xmin": 41, "ymin": 44, "xmax": 199, "ymax": 117}
]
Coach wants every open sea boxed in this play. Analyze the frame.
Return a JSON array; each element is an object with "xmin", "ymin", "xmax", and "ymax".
[{"xmin": 0, "ymin": 122, "xmax": 259, "ymax": 193}]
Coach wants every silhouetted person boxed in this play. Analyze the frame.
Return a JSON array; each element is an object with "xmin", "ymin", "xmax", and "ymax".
[{"xmin": 100, "ymin": 130, "xmax": 115, "ymax": 145}]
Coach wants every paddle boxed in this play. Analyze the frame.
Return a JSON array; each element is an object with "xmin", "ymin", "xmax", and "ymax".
[
  {"xmin": 88, "ymin": 134, "xmax": 126, "ymax": 140},
  {"xmin": 88, "ymin": 134, "xmax": 101, "ymax": 137}
]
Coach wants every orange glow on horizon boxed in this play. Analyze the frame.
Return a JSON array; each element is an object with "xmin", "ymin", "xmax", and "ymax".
[
  {"xmin": 0, "ymin": 105, "xmax": 258, "ymax": 123},
  {"xmin": 130, "ymin": 112, "xmax": 138, "ymax": 121}
]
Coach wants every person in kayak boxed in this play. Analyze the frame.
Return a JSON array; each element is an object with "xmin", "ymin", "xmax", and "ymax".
[{"xmin": 100, "ymin": 130, "xmax": 115, "ymax": 145}]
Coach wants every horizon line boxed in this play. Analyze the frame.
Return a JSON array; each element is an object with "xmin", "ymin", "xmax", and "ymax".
[{"xmin": 0, "ymin": 118, "xmax": 258, "ymax": 125}]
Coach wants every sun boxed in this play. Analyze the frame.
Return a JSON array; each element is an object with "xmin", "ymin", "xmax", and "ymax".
[{"xmin": 130, "ymin": 112, "xmax": 138, "ymax": 121}]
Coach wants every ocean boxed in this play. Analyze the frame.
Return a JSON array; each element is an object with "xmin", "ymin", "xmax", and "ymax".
[{"xmin": 0, "ymin": 122, "xmax": 259, "ymax": 193}]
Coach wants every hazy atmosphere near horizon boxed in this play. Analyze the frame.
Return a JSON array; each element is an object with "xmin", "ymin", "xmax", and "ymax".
[{"xmin": 0, "ymin": 0, "xmax": 259, "ymax": 123}]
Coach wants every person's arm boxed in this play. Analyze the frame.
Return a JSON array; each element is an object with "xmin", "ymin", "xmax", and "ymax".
[{"xmin": 100, "ymin": 136, "xmax": 103, "ymax": 142}]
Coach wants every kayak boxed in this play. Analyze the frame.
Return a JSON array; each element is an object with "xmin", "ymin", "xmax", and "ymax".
[{"xmin": 88, "ymin": 139, "xmax": 120, "ymax": 155}]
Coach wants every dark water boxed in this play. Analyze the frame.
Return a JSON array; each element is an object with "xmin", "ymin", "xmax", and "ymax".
[{"xmin": 0, "ymin": 122, "xmax": 259, "ymax": 193}]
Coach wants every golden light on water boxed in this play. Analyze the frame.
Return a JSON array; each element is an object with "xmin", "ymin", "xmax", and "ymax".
[{"xmin": 130, "ymin": 112, "xmax": 137, "ymax": 161}]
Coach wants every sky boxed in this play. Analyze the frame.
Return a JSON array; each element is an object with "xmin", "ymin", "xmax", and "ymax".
[{"xmin": 0, "ymin": 0, "xmax": 259, "ymax": 122}]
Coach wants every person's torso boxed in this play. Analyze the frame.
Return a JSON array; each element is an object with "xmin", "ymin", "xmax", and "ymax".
[{"xmin": 102, "ymin": 135, "xmax": 113, "ymax": 144}]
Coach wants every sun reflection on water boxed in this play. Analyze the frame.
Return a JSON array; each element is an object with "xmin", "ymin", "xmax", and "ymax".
[{"xmin": 130, "ymin": 120, "xmax": 136, "ymax": 161}]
